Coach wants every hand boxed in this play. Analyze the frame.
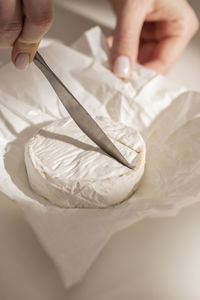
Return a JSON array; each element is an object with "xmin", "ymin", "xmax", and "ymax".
[
  {"xmin": 108, "ymin": 0, "xmax": 199, "ymax": 78},
  {"xmin": 0, "ymin": 0, "xmax": 54, "ymax": 70}
]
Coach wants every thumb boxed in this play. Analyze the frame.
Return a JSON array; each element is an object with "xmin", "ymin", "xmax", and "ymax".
[
  {"xmin": 12, "ymin": 37, "xmax": 40, "ymax": 65},
  {"xmin": 111, "ymin": 0, "xmax": 148, "ymax": 78},
  {"xmin": 12, "ymin": 0, "xmax": 53, "ymax": 70}
]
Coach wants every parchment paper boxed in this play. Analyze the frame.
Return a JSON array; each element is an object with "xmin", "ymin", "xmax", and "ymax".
[{"xmin": 0, "ymin": 27, "xmax": 200, "ymax": 288}]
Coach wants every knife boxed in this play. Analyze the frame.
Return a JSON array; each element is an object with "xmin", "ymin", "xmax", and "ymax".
[{"xmin": 33, "ymin": 51, "xmax": 134, "ymax": 169}]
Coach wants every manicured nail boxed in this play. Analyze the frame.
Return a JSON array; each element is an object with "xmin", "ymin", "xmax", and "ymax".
[
  {"xmin": 15, "ymin": 53, "xmax": 29, "ymax": 70},
  {"xmin": 113, "ymin": 55, "xmax": 130, "ymax": 78}
]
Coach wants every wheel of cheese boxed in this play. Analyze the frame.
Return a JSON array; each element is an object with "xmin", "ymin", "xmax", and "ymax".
[{"xmin": 25, "ymin": 117, "xmax": 146, "ymax": 208}]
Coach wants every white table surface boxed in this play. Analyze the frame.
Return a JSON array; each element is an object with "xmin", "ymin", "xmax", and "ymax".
[{"xmin": 1, "ymin": 1, "xmax": 200, "ymax": 299}]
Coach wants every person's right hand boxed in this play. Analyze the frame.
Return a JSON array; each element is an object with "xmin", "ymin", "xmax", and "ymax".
[
  {"xmin": 108, "ymin": 0, "xmax": 199, "ymax": 78},
  {"xmin": 0, "ymin": 0, "xmax": 54, "ymax": 70}
]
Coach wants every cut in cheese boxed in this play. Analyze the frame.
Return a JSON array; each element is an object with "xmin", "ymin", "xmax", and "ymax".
[{"xmin": 24, "ymin": 117, "xmax": 146, "ymax": 208}]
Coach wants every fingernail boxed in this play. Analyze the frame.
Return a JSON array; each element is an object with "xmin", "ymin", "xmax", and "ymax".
[
  {"xmin": 15, "ymin": 53, "xmax": 29, "ymax": 70},
  {"xmin": 113, "ymin": 56, "xmax": 130, "ymax": 78}
]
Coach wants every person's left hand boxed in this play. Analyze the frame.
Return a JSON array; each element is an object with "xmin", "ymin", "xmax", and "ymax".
[{"xmin": 0, "ymin": 0, "xmax": 54, "ymax": 70}]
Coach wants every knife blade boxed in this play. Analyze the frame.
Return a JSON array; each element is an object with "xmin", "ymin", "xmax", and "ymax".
[{"xmin": 33, "ymin": 51, "xmax": 134, "ymax": 169}]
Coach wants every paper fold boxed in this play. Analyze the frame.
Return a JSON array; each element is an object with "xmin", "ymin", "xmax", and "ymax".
[{"xmin": 0, "ymin": 27, "xmax": 199, "ymax": 288}]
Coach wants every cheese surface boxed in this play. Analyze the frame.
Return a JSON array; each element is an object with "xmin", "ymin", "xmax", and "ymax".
[{"xmin": 25, "ymin": 117, "xmax": 146, "ymax": 208}]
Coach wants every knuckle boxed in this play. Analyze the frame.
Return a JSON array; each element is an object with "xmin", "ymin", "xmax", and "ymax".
[
  {"xmin": 183, "ymin": 10, "xmax": 199, "ymax": 37},
  {"xmin": 190, "ymin": 15, "xmax": 199, "ymax": 34},
  {"xmin": 177, "ymin": 16, "xmax": 198, "ymax": 38},
  {"xmin": 28, "ymin": 11, "xmax": 53, "ymax": 27},
  {"xmin": 0, "ymin": 22, "xmax": 22, "ymax": 47},
  {"xmin": 0, "ymin": 22, "xmax": 22, "ymax": 36},
  {"xmin": 115, "ymin": 32, "xmax": 135, "ymax": 45},
  {"xmin": 178, "ymin": 20, "xmax": 189, "ymax": 36}
]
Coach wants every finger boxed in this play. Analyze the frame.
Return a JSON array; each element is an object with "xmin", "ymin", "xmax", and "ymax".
[
  {"xmin": 12, "ymin": 0, "xmax": 54, "ymax": 69},
  {"xmin": 0, "ymin": 0, "xmax": 22, "ymax": 49},
  {"xmin": 141, "ymin": 3, "xmax": 199, "ymax": 74},
  {"xmin": 143, "ymin": 15, "xmax": 199, "ymax": 74},
  {"xmin": 138, "ymin": 40, "xmax": 156, "ymax": 64},
  {"xmin": 143, "ymin": 36, "xmax": 189, "ymax": 74},
  {"xmin": 111, "ymin": 0, "xmax": 150, "ymax": 78},
  {"xmin": 140, "ymin": 22, "xmax": 156, "ymax": 42}
]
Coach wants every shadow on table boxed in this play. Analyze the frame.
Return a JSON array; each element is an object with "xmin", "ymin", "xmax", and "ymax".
[{"xmin": 4, "ymin": 122, "xmax": 53, "ymax": 207}]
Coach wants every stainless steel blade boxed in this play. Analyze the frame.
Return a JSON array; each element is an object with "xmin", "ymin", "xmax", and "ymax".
[{"xmin": 33, "ymin": 51, "xmax": 134, "ymax": 169}]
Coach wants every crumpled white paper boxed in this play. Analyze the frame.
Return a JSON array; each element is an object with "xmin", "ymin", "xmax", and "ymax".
[{"xmin": 0, "ymin": 26, "xmax": 200, "ymax": 288}]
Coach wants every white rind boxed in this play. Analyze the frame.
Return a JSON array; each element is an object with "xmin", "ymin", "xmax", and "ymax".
[{"xmin": 24, "ymin": 117, "xmax": 146, "ymax": 208}]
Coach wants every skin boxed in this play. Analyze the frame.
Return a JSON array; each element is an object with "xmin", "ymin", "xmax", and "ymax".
[
  {"xmin": 0, "ymin": 0, "xmax": 54, "ymax": 64},
  {"xmin": 109, "ymin": 0, "xmax": 199, "ymax": 74},
  {"xmin": 0, "ymin": 0, "xmax": 199, "ymax": 75}
]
